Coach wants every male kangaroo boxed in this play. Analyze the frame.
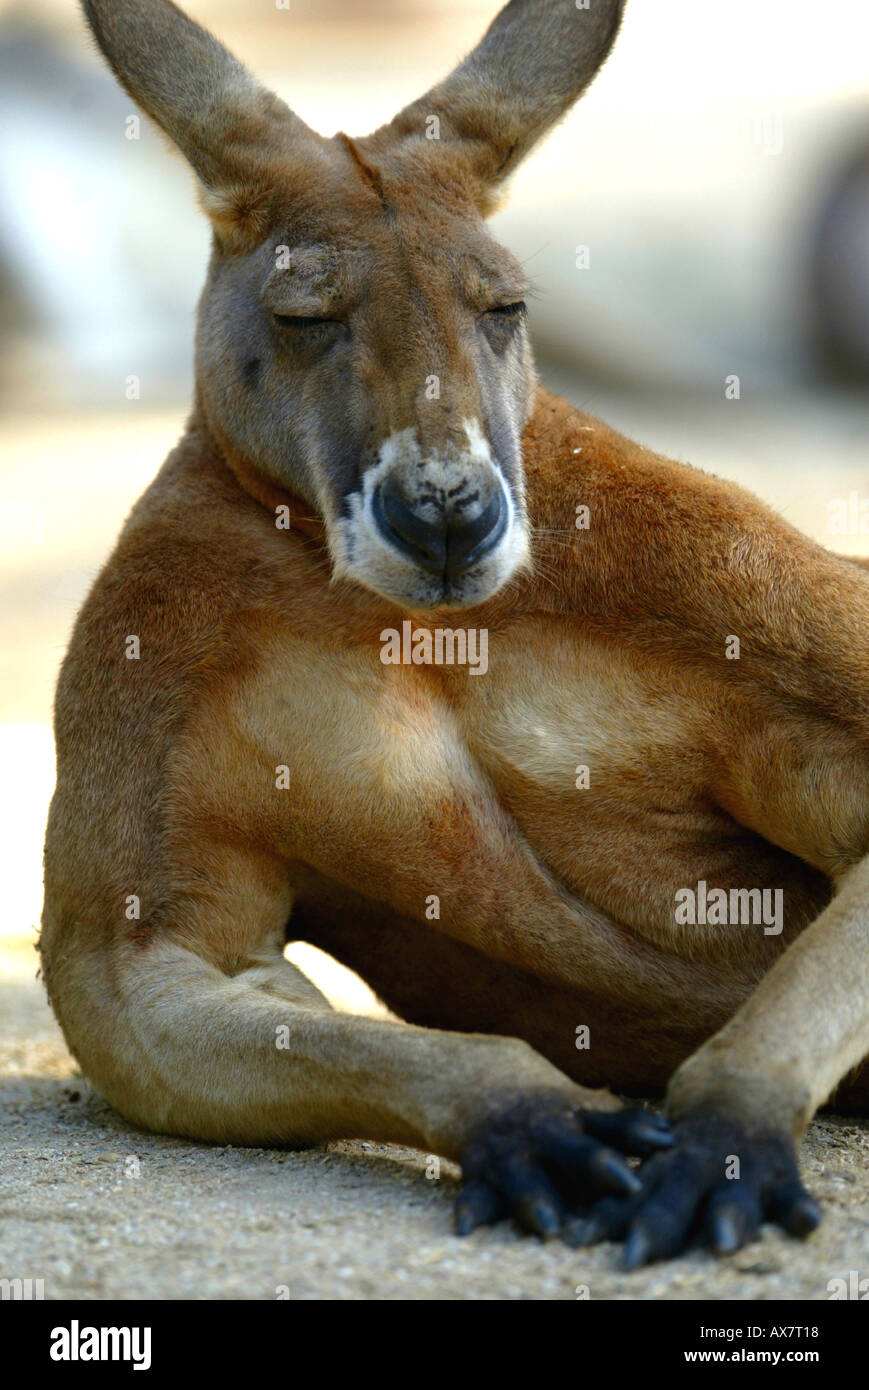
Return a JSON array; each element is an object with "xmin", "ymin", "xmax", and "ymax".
[{"xmin": 41, "ymin": 0, "xmax": 869, "ymax": 1267}]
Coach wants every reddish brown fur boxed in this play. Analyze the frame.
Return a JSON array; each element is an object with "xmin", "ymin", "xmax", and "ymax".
[
  {"xmin": 41, "ymin": 2, "xmax": 869, "ymax": 1249},
  {"xmin": 41, "ymin": 390, "xmax": 869, "ymax": 1127}
]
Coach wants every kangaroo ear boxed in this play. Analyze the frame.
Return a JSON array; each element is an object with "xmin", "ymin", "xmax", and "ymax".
[
  {"xmin": 81, "ymin": 0, "xmax": 320, "ymax": 243},
  {"xmin": 379, "ymin": 0, "xmax": 625, "ymax": 210}
]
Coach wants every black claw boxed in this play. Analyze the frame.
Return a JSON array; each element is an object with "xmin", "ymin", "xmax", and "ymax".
[
  {"xmin": 647, "ymin": 1112, "xmax": 673, "ymax": 1131},
  {"xmin": 711, "ymin": 1211, "xmax": 743, "ymax": 1254},
  {"xmin": 528, "ymin": 1126, "xmax": 601, "ymax": 1198},
  {"xmin": 518, "ymin": 1194, "xmax": 563, "ymax": 1239},
  {"xmin": 587, "ymin": 1147, "xmax": 643, "ymax": 1196},
  {"xmin": 584, "ymin": 1107, "xmax": 674, "ymax": 1157},
  {"xmin": 623, "ymin": 1225, "xmax": 654, "ymax": 1271},
  {"xmin": 564, "ymin": 1192, "xmax": 637, "ymax": 1248},
  {"xmin": 454, "ymin": 1178, "xmax": 503, "ymax": 1236},
  {"xmin": 562, "ymin": 1217, "xmax": 595, "ymax": 1248},
  {"xmin": 562, "ymin": 1212, "xmax": 611, "ymax": 1248},
  {"xmin": 780, "ymin": 1194, "xmax": 823, "ymax": 1238},
  {"xmin": 705, "ymin": 1179, "xmax": 762, "ymax": 1255},
  {"xmin": 496, "ymin": 1156, "xmax": 566, "ymax": 1237},
  {"xmin": 454, "ymin": 1208, "xmax": 477, "ymax": 1238},
  {"xmin": 630, "ymin": 1123, "xmax": 677, "ymax": 1155}
]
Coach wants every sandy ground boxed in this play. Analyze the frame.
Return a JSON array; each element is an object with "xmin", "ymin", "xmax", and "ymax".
[{"xmin": 2, "ymin": 935, "xmax": 868, "ymax": 1302}]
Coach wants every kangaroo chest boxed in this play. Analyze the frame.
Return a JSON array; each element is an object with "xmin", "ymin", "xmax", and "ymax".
[{"xmin": 218, "ymin": 609, "xmax": 816, "ymax": 953}]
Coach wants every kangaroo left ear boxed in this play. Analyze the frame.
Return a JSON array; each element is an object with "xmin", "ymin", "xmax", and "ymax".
[
  {"xmin": 81, "ymin": 0, "xmax": 324, "ymax": 245},
  {"xmin": 370, "ymin": 0, "xmax": 626, "ymax": 213}
]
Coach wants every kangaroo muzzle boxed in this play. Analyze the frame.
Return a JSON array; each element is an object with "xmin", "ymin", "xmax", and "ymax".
[
  {"xmin": 373, "ymin": 468, "xmax": 509, "ymax": 581},
  {"xmin": 330, "ymin": 421, "xmax": 530, "ymax": 609}
]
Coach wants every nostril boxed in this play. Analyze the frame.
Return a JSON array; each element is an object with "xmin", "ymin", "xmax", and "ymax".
[
  {"xmin": 373, "ymin": 481, "xmax": 447, "ymax": 574},
  {"xmin": 445, "ymin": 487, "xmax": 508, "ymax": 574}
]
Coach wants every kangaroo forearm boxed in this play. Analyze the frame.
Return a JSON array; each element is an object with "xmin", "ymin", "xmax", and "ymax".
[
  {"xmin": 666, "ymin": 856, "xmax": 869, "ymax": 1136},
  {"xmin": 114, "ymin": 945, "xmax": 595, "ymax": 1155}
]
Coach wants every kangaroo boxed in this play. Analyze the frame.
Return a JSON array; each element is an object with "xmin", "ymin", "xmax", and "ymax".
[{"xmin": 41, "ymin": 0, "xmax": 869, "ymax": 1269}]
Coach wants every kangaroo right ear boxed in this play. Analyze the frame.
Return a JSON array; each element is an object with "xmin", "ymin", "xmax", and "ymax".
[
  {"xmin": 81, "ymin": 0, "xmax": 321, "ymax": 244},
  {"xmin": 379, "ymin": 0, "xmax": 626, "ymax": 212}
]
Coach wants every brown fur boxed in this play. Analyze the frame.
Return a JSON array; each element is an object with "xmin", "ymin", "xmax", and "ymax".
[{"xmin": 43, "ymin": 1, "xmax": 869, "ymax": 1182}]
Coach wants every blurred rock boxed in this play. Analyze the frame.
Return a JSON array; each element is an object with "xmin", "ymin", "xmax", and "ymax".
[{"xmin": 810, "ymin": 127, "xmax": 869, "ymax": 383}]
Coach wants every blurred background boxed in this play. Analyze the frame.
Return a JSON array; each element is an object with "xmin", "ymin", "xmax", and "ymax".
[{"xmin": 1, "ymin": 0, "xmax": 868, "ymax": 1006}]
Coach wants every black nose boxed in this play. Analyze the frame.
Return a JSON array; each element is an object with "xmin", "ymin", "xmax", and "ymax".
[{"xmin": 373, "ymin": 481, "xmax": 508, "ymax": 578}]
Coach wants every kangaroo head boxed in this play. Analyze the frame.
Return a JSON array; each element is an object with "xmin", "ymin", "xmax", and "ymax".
[{"xmin": 83, "ymin": 0, "xmax": 624, "ymax": 609}]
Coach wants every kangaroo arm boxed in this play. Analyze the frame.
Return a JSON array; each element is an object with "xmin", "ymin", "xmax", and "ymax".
[
  {"xmin": 86, "ymin": 932, "xmax": 613, "ymax": 1155},
  {"xmin": 667, "ymin": 854, "xmax": 869, "ymax": 1135},
  {"xmin": 668, "ymin": 506, "xmax": 869, "ymax": 1133}
]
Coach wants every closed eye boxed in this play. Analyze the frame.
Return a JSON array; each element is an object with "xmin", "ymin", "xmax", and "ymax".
[
  {"xmin": 273, "ymin": 313, "xmax": 337, "ymax": 329},
  {"xmin": 486, "ymin": 301, "xmax": 527, "ymax": 318},
  {"xmin": 478, "ymin": 300, "xmax": 527, "ymax": 352}
]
